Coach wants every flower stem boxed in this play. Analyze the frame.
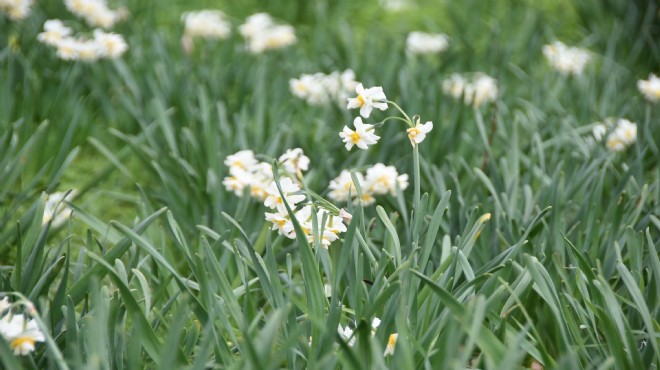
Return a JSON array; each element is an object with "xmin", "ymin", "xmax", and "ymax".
[
  {"xmin": 386, "ymin": 100, "xmax": 414, "ymax": 126},
  {"xmin": 412, "ymin": 144, "xmax": 421, "ymax": 213}
]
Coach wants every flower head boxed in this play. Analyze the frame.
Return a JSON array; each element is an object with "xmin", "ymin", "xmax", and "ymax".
[
  {"xmin": 407, "ymin": 119, "xmax": 433, "ymax": 145},
  {"xmin": 0, "ymin": 0, "xmax": 33, "ymax": 20},
  {"xmin": 638, "ymin": 74, "xmax": 660, "ymax": 103},
  {"xmin": 278, "ymin": 148, "xmax": 310, "ymax": 175},
  {"xmin": 339, "ymin": 117, "xmax": 380, "ymax": 151},
  {"xmin": 384, "ymin": 333, "xmax": 398, "ymax": 356},
  {"xmin": 0, "ymin": 314, "xmax": 45, "ymax": 356},
  {"xmin": 37, "ymin": 20, "xmax": 73, "ymax": 46},
  {"xmin": 406, "ymin": 31, "xmax": 449, "ymax": 55},
  {"xmin": 347, "ymin": 83, "xmax": 388, "ymax": 118},
  {"xmin": 542, "ymin": 41, "xmax": 591, "ymax": 76},
  {"xmin": 264, "ymin": 177, "xmax": 306, "ymax": 213},
  {"xmin": 182, "ymin": 10, "xmax": 231, "ymax": 40}
]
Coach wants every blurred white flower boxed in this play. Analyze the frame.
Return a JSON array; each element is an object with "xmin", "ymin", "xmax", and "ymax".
[
  {"xmin": 0, "ymin": 0, "xmax": 33, "ymax": 20},
  {"xmin": 278, "ymin": 148, "xmax": 310, "ymax": 175},
  {"xmin": 93, "ymin": 30, "xmax": 128, "ymax": 58},
  {"xmin": 328, "ymin": 170, "xmax": 363, "ymax": 202},
  {"xmin": 182, "ymin": 10, "xmax": 231, "ymax": 40},
  {"xmin": 406, "ymin": 31, "xmax": 449, "ymax": 55},
  {"xmin": 240, "ymin": 13, "xmax": 296, "ymax": 53},
  {"xmin": 365, "ymin": 163, "xmax": 409, "ymax": 195},
  {"xmin": 384, "ymin": 333, "xmax": 398, "ymax": 356},
  {"xmin": 339, "ymin": 117, "xmax": 381, "ymax": 151},
  {"xmin": 637, "ymin": 74, "xmax": 660, "ymax": 103},
  {"xmin": 407, "ymin": 118, "xmax": 433, "ymax": 145},
  {"xmin": 43, "ymin": 190, "xmax": 77, "ymax": 227},
  {"xmin": 0, "ymin": 314, "xmax": 45, "ymax": 356},
  {"xmin": 290, "ymin": 70, "xmax": 359, "ymax": 106},
  {"xmin": 64, "ymin": 0, "xmax": 124, "ymax": 29},
  {"xmin": 37, "ymin": 20, "xmax": 73, "ymax": 46},
  {"xmin": 347, "ymin": 83, "xmax": 388, "ymax": 118},
  {"xmin": 442, "ymin": 74, "xmax": 467, "ymax": 99},
  {"xmin": 542, "ymin": 41, "xmax": 591, "ymax": 76},
  {"xmin": 591, "ymin": 118, "xmax": 637, "ymax": 152},
  {"xmin": 380, "ymin": 0, "xmax": 409, "ymax": 11}
]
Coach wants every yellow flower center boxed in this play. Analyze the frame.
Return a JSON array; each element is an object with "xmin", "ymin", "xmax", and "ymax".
[
  {"xmin": 407, "ymin": 127, "xmax": 420, "ymax": 140},
  {"xmin": 276, "ymin": 219, "xmax": 287, "ymax": 227},
  {"xmin": 356, "ymin": 94, "xmax": 366, "ymax": 107},
  {"xmin": 387, "ymin": 334, "xmax": 397, "ymax": 347},
  {"xmin": 350, "ymin": 132, "xmax": 361, "ymax": 144},
  {"xmin": 11, "ymin": 337, "xmax": 36, "ymax": 351}
]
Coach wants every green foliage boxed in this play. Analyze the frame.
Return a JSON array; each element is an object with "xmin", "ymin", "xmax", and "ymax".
[{"xmin": 1, "ymin": 0, "xmax": 659, "ymax": 368}]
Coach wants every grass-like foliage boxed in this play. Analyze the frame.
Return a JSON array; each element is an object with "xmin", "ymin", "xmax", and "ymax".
[{"xmin": 1, "ymin": 0, "xmax": 659, "ymax": 368}]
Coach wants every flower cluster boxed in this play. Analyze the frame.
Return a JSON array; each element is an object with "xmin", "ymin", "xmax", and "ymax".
[
  {"xmin": 542, "ymin": 41, "xmax": 591, "ymax": 76},
  {"xmin": 38, "ymin": 21, "xmax": 128, "ymax": 61},
  {"xmin": 239, "ymin": 13, "xmax": 296, "ymax": 54},
  {"xmin": 442, "ymin": 73, "xmax": 498, "ymax": 107},
  {"xmin": 64, "ymin": 0, "xmax": 126, "ymax": 29},
  {"xmin": 328, "ymin": 164, "xmax": 409, "ymax": 205},
  {"xmin": 222, "ymin": 150, "xmax": 276, "ymax": 200},
  {"xmin": 406, "ymin": 31, "xmax": 449, "ymax": 55},
  {"xmin": 182, "ymin": 10, "xmax": 231, "ymax": 40},
  {"xmin": 591, "ymin": 118, "xmax": 637, "ymax": 152},
  {"xmin": 290, "ymin": 70, "xmax": 359, "ymax": 106},
  {"xmin": 637, "ymin": 74, "xmax": 660, "ymax": 103},
  {"xmin": 0, "ymin": 297, "xmax": 45, "ymax": 356},
  {"xmin": 42, "ymin": 190, "xmax": 77, "ymax": 227},
  {"xmin": 0, "ymin": 0, "xmax": 32, "ymax": 20}
]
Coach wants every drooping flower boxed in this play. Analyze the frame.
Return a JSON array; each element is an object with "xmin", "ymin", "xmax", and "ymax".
[
  {"xmin": 384, "ymin": 333, "xmax": 398, "ymax": 356},
  {"xmin": 542, "ymin": 41, "xmax": 591, "ymax": 76},
  {"xmin": 346, "ymin": 83, "xmax": 388, "ymax": 118},
  {"xmin": 637, "ymin": 74, "xmax": 660, "ymax": 103},
  {"xmin": 406, "ymin": 31, "xmax": 449, "ymax": 55},
  {"xmin": 406, "ymin": 119, "xmax": 433, "ymax": 145},
  {"xmin": 339, "ymin": 117, "xmax": 380, "ymax": 151}
]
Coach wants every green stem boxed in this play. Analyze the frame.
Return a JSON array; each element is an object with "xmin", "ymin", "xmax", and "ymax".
[
  {"xmin": 378, "ymin": 116, "xmax": 411, "ymax": 126},
  {"xmin": 386, "ymin": 100, "xmax": 414, "ymax": 126},
  {"xmin": 412, "ymin": 145, "xmax": 421, "ymax": 213}
]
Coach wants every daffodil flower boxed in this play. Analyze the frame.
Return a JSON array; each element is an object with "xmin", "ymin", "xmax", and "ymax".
[
  {"xmin": 346, "ymin": 83, "xmax": 388, "ymax": 118},
  {"xmin": 339, "ymin": 117, "xmax": 380, "ymax": 151},
  {"xmin": 406, "ymin": 119, "xmax": 433, "ymax": 146},
  {"xmin": 384, "ymin": 333, "xmax": 398, "ymax": 356}
]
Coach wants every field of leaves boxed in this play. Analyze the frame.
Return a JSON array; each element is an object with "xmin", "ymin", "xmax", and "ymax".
[{"xmin": 1, "ymin": 0, "xmax": 659, "ymax": 368}]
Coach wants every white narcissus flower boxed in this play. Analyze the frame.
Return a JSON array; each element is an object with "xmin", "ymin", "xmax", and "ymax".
[
  {"xmin": 278, "ymin": 148, "xmax": 310, "ymax": 175},
  {"xmin": 0, "ymin": 314, "xmax": 45, "ymax": 356},
  {"xmin": 264, "ymin": 177, "xmax": 306, "ymax": 213},
  {"xmin": 224, "ymin": 150, "xmax": 258, "ymax": 170},
  {"xmin": 591, "ymin": 118, "xmax": 637, "ymax": 152},
  {"xmin": 542, "ymin": 41, "xmax": 590, "ymax": 76},
  {"xmin": 328, "ymin": 170, "xmax": 364, "ymax": 202},
  {"xmin": 442, "ymin": 74, "xmax": 467, "ymax": 99},
  {"xmin": 406, "ymin": 31, "xmax": 449, "ymax": 55},
  {"xmin": 182, "ymin": 10, "xmax": 231, "ymax": 40},
  {"xmin": 365, "ymin": 163, "xmax": 406, "ymax": 195},
  {"xmin": 638, "ymin": 74, "xmax": 660, "ymax": 103},
  {"xmin": 43, "ymin": 190, "xmax": 77, "ymax": 227},
  {"xmin": 290, "ymin": 70, "xmax": 359, "ymax": 107},
  {"xmin": 240, "ymin": 13, "xmax": 296, "ymax": 53},
  {"xmin": 465, "ymin": 74, "xmax": 498, "ymax": 107},
  {"xmin": 384, "ymin": 333, "xmax": 398, "ymax": 356},
  {"xmin": 346, "ymin": 83, "xmax": 388, "ymax": 118},
  {"xmin": 64, "ymin": 0, "xmax": 122, "ymax": 29},
  {"xmin": 93, "ymin": 30, "xmax": 128, "ymax": 58},
  {"xmin": 0, "ymin": 0, "xmax": 33, "ymax": 20},
  {"xmin": 406, "ymin": 119, "xmax": 433, "ymax": 145},
  {"xmin": 37, "ymin": 20, "xmax": 73, "ymax": 46},
  {"xmin": 339, "ymin": 117, "xmax": 380, "ymax": 151}
]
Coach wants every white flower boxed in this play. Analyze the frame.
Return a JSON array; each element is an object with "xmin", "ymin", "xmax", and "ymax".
[
  {"xmin": 37, "ymin": 20, "xmax": 73, "ymax": 46},
  {"xmin": 365, "ymin": 164, "xmax": 408, "ymax": 195},
  {"xmin": 0, "ymin": 314, "xmax": 45, "ymax": 356},
  {"xmin": 638, "ymin": 74, "xmax": 660, "ymax": 103},
  {"xmin": 225, "ymin": 150, "xmax": 258, "ymax": 170},
  {"xmin": 240, "ymin": 14, "xmax": 296, "ymax": 53},
  {"xmin": 290, "ymin": 70, "xmax": 359, "ymax": 106},
  {"xmin": 328, "ymin": 170, "xmax": 364, "ymax": 202},
  {"xmin": 407, "ymin": 119, "xmax": 433, "ymax": 145},
  {"xmin": 542, "ymin": 41, "xmax": 591, "ymax": 76},
  {"xmin": 442, "ymin": 74, "xmax": 467, "ymax": 99},
  {"xmin": 264, "ymin": 177, "xmax": 306, "ymax": 213},
  {"xmin": 0, "ymin": 297, "xmax": 9, "ymax": 314},
  {"xmin": 64, "ymin": 0, "xmax": 122, "ymax": 28},
  {"xmin": 465, "ymin": 74, "xmax": 498, "ymax": 107},
  {"xmin": 278, "ymin": 148, "xmax": 310, "ymax": 175},
  {"xmin": 43, "ymin": 190, "xmax": 77, "ymax": 227},
  {"xmin": 592, "ymin": 123, "xmax": 607, "ymax": 141},
  {"xmin": 347, "ymin": 83, "xmax": 388, "ymax": 118},
  {"xmin": 338, "ymin": 325, "xmax": 355, "ymax": 346},
  {"xmin": 265, "ymin": 210, "xmax": 293, "ymax": 237},
  {"xmin": 591, "ymin": 118, "xmax": 637, "ymax": 152},
  {"xmin": 384, "ymin": 333, "xmax": 398, "ymax": 356},
  {"xmin": 406, "ymin": 31, "xmax": 449, "ymax": 55},
  {"xmin": 93, "ymin": 30, "xmax": 128, "ymax": 58},
  {"xmin": 339, "ymin": 117, "xmax": 380, "ymax": 151},
  {"xmin": 0, "ymin": 0, "xmax": 33, "ymax": 20},
  {"xmin": 182, "ymin": 10, "xmax": 231, "ymax": 39}
]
